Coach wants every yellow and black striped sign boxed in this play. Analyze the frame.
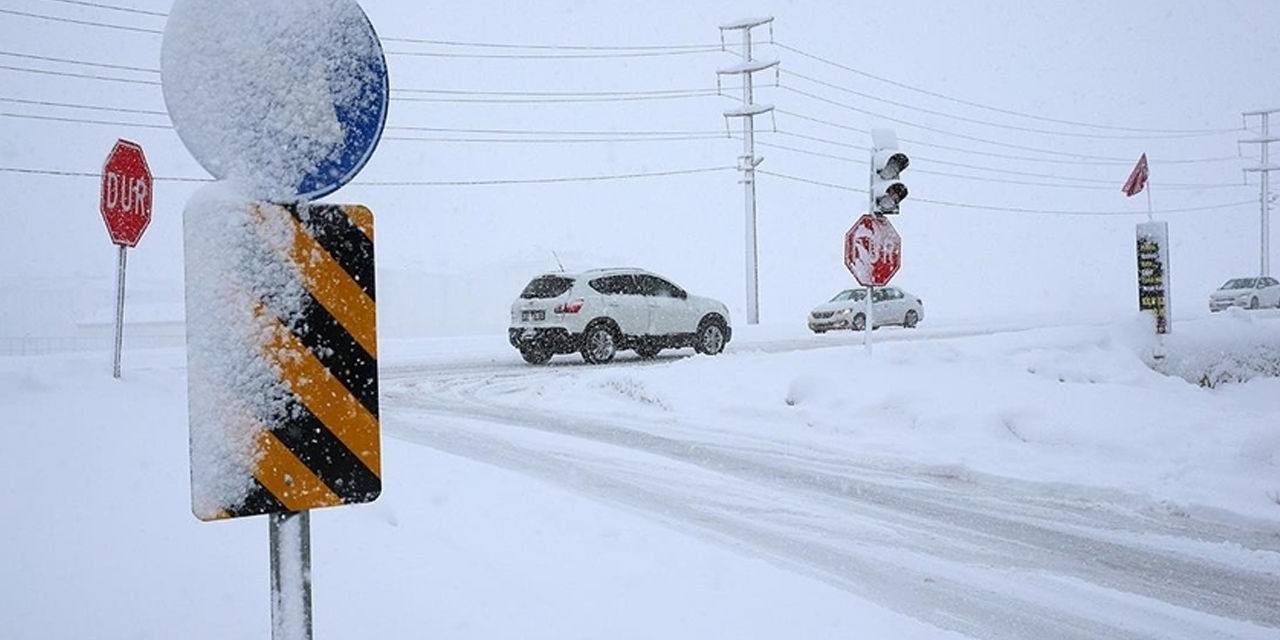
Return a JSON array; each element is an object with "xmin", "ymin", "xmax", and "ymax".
[{"xmin": 212, "ymin": 203, "xmax": 380, "ymax": 520}]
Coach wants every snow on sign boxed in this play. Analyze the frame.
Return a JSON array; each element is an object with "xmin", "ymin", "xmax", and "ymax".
[
  {"xmin": 184, "ymin": 186, "xmax": 380, "ymax": 521},
  {"xmin": 160, "ymin": 0, "xmax": 389, "ymax": 202},
  {"xmin": 100, "ymin": 139, "xmax": 152, "ymax": 248},
  {"xmin": 845, "ymin": 214, "xmax": 901, "ymax": 287}
]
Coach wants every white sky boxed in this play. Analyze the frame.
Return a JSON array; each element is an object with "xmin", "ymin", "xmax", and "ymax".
[{"xmin": 1, "ymin": 0, "xmax": 1278, "ymax": 336}]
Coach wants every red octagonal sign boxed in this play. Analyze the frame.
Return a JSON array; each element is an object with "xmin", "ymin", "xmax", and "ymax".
[
  {"xmin": 100, "ymin": 139, "xmax": 153, "ymax": 248},
  {"xmin": 844, "ymin": 214, "xmax": 901, "ymax": 287}
]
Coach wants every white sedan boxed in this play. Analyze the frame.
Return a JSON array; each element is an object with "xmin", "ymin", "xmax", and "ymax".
[
  {"xmin": 1208, "ymin": 276, "xmax": 1280, "ymax": 312},
  {"xmin": 808, "ymin": 286, "xmax": 924, "ymax": 333}
]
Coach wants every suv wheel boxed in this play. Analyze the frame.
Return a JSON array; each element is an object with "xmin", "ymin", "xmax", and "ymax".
[
  {"xmin": 851, "ymin": 313, "xmax": 867, "ymax": 332},
  {"xmin": 520, "ymin": 347, "xmax": 552, "ymax": 365},
  {"xmin": 581, "ymin": 324, "xmax": 618, "ymax": 364},
  {"xmin": 695, "ymin": 320, "xmax": 727, "ymax": 356},
  {"xmin": 904, "ymin": 310, "xmax": 919, "ymax": 328},
  {"xmin": 1250, "ymin": 297, "xmax": 1260, "ymax": 310}
]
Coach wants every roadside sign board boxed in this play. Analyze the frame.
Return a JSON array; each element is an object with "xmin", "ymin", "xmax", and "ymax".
[
  {"xmin": 845, "ymin": 214, "xmax": 901, "ymax": 287},
  {"xmin": 185, "ymin": 200, "xmax": 380, "ymax": 521},
  {"xmin": 100, "ymin": 139, "xmax": 153, "ymax": 247},
  {"xmin": 1136, "ymin": 221, "xmax": 1172, "ymax": 334},
  {"xmin": 161, "ymin": 1, "xmax": 389, "ymax": 202}
]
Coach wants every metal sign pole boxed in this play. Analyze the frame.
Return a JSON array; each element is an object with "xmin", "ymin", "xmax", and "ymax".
[
  {"xmin": 864, "ymin": 285, "xmax": 873, "ymax": 353},
  {"xmin": 112, "ymin": 244, "xmax": 127, "ymax": 379},
  {"xmin": 269, "ymin": 511, "xmax": 314, "ymax": 640}
]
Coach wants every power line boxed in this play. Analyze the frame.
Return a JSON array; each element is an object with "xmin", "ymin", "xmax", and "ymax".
[
  {"xmin": 0, "ymin": 96, "xmax": 167, "ymax": 116},
  {"xmin": 759, "ymin": 169, "xmax": 1256, "ymax": 215},
  {"xmin": 0, "ymin": 51, "xmax": 158, "ymax": 74},
  {"xmin": 354, "ymin": 166, "xmax": 734, "ymax": 186},
  {"xmin": 772, "ymin": 41, "xmax": 1240, "ymax": 136},
  {"xmin": 384, "ymin": 134, "xmax": 734, "ymax": 144},
  {"xmin": 38, "ymin": 0, "xmax": 166, "ymax": 18},
  {"xmin": 0, "ymin": 64, "xmax": 160, "ymax": 85},
  {"xmin": 396, "ymin": 86, "xmax": 724, "ymax": 97},
  {"xmin": 1, "ymin": 111, "xmax": 169, "ymax": 129},
  {"xmin": 391, "ymin": 90, "xmax": 725, "ymax": 104},
  {"xmin": 380, "ymin": 35, "xmax": 728, "ymax": 52},
  {"xmin": 780, "ymin": 85, "xmax": 1243, "ymax": 165},
  {"xmin": 757, "ymin": 139, "xmax": 1246, "ymax": 192},
  {"xmin": 780, "ymin": 68, "xmax": 1236, "ymax": 141},
  {"xmin": 773, "ymin": 105, "xmax": 1241, "ymax": 167},
  {"xmin": 0, "ymin": 164, "xmax": 736, "ymax": 186},
  {"xmin": 0, "ymin": 7, "xmax": 162, "ymax": 34},
  {"xmin": 385, "ymin": 48, "xmax": 725, "ymax": 60}
]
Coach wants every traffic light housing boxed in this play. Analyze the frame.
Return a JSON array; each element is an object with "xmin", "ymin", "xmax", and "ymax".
[{"xmin": 871, "ymin": 147, "xmax": 909, "ymax": 214}]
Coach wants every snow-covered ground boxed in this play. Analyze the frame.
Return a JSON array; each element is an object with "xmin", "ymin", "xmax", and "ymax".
[{"xmin": 3, "ymin": 312, "xmax": 1278, "ymax": 638}]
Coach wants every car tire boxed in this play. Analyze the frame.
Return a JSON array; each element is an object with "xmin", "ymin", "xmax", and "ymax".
[
  {"xmin": 904, "ymin": 310, "xmax": 919, "ymax": 328},
  {"xmin": 851, "ymin": 313, "xmax": 866, "ymax": 332},
  {"xmin": 635, "ymin": 344, "xmax": 662, "ymax": 359},
  {"xmin": 695, "ymin": 319, "xmax": 728, "ymax": 356},
  {"xmin": 520, "ymin": 347, "xmax": 552, "ymax": 365},
  {"xmin": 1250, "ymin": 297, "xmax": 1260, "ymax": 310},
  {"xmin": 581, "ymin": 323, "xmax": 619, "ymax": 364}
]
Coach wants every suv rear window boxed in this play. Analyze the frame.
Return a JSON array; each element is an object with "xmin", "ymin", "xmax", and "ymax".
[{"xmin": 521, "ymin": 276, "xmax": 574, "ymax": 299}]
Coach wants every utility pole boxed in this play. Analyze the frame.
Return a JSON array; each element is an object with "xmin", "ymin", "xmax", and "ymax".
[
  {"xmin": 718, "ymin": 17, "xmax": 777, "ymax": 325},
  {"xmin": 1242, "ymin": 108, "xmax": 1279, "ymax": 277}
]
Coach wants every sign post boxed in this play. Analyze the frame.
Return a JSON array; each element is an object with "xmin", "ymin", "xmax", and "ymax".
[
  {"xmin": 845, "ymin": 214, "xmax": 902, "ymax": 353},
  {"xmin": 162, "ymin": 1, "xmax": 389, "ymax": 638},
  {"xmin": 99, "ymin": 139, "xmax": 153, "ymax": 379},
  {"xmin": 1137, "ymin": 221, "xmax": 1172, "ymax": 357}
]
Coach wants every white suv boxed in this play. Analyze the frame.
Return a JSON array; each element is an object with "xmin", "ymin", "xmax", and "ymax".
[{"xmin": 509, "ymin": 269, "xmax": 732, "ymax": 365}]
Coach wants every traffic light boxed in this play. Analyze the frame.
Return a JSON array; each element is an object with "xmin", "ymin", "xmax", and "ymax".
[{"xmin": 871, "ymin": 148, "xmax": 909, "ymax": 214}]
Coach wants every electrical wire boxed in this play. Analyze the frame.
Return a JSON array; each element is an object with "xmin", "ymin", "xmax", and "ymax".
[
  {"xmin": 758, "ymin": 169, "xmax": 1257, "ymax": 215},
  {"xmin": 779, "ymin": 85, "xmax": 1243, "ymax": 165},
  {"xmin": 37, "ymin": 0, "xmax": 166, "ymax": 18},
  {"xmin": 0, "ymin": 96, "xmax": 167, "ymax": 116},
  {"xmin": 0, "ymin": 164, "xmax": 736, "ymax": 186},
  {"xmin": 756, "ymin": 140, "xmax": 1247, "ymax": 191},
  {"xmin": 772, "ymin": 41, "xmax": 1242, "ymax": 135},
  {"xmin": 0, "ymin": 51, "xmax": 158, "ymax": 74},
  {"xmin": 384, "ymin": 49, "xmax": 726, "ymax": 60},
  {"xmin": 0, "ymin": 7, "xmax": 162, "ymax": 34},
  {"xmin": 0, "ymin": 64, "xmax": 160, "ymax": 85},
  {"xmin": 781, "ymin": 68, "xmax": 1236, "ymax": 141}
]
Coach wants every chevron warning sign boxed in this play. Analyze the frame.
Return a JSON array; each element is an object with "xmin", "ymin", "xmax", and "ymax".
[{"xmin": 184, "ymin": 196, "xmax": 380, "ymax": 521}]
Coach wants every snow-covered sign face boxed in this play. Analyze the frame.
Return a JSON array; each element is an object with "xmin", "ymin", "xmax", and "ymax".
[{"xmin": 161, "ymin": 0, "xmax": 388, "ymax": 202}]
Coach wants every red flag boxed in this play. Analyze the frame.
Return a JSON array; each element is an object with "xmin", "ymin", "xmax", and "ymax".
[{"xmin": 1122, "ymin": 153, "xmax": 1149, "ymax": 197}]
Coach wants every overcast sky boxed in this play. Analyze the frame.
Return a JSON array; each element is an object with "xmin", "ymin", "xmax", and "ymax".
[{"xmin": 2, "ymin": 0, "xmax": 1278, "ymax": 336}]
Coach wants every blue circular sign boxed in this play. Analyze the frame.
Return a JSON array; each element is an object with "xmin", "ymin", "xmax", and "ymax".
[{"xmin": 161, "ymin": 0, "xmax": 389, "ymax": 202}]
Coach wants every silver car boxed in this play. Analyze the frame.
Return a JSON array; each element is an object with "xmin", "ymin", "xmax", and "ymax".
[
  {"xmin": 808, "ymin": 287, "xmax": 924, "ymax": 333},
  {"xmin": 1209, "ymin": 276, "xmax": 1280, "ymax": 311}
]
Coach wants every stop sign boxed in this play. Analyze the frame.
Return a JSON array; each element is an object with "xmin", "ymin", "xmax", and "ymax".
[
  {"xmin": 845, "ymin": 214, "xmax": 901, "ymax": 287},
  {"xmin": 100, "ymin": 139, "xmax": 153, "ymax": 247}
]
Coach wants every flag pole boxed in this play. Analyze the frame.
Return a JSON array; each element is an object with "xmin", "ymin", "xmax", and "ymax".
[{"xmin": 1146, "ymin": 158, "xmax": 1154, "ymax": 222}]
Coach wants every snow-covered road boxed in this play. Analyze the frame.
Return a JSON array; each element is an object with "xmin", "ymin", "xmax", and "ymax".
[{"xmin": 383, "ymin": 320, "xmax": 1280, "ymax": 639}]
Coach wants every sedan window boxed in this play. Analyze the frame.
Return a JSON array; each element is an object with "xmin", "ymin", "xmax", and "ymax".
[{"xmin": 1221, "ymin": 278, "xmax": 1257, "ymax": 290}]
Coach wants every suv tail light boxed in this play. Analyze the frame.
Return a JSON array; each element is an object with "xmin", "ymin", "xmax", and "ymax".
[{"xmin": 555, "ymin": 299, "xmax": 585, "ymax": 314}]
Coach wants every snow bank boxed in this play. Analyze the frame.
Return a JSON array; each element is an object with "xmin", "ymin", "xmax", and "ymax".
[
  {"xmin": 498, "ymin": 318, "xmax": 1280, "ymax": 519},
  {"xmin": 161, "ymin": 0, "xmax": 386, "ymax": 201},
  {"xmin": 1147, "ymin": 309, "xmax": 1280, "ymax": 387},
  {"xmin": 183, "ymin": 183, "xmax": 303, "ymax": 519}
]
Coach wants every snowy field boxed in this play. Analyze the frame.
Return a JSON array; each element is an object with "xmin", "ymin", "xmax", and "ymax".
[{"xmin": 3, "ymin": 312, "xmax": 1278, "ymax": 639}]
